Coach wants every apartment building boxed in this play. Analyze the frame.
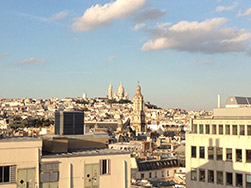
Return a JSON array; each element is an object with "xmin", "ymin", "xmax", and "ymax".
[
  {"xmin": 186, "ymin": 96, "xmax": 251, "ymax": 188},
  {"xmin": 0, "ymin": 137, "xmax": 130, "ymax": 188}
]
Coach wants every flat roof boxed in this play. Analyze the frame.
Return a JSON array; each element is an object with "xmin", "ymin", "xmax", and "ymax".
[
  {"xmin": 0, "ymin": 136, "xmax": 41, "ymax": 142},
  {"xmin": 42, "ymin": 148, "xmax": 130, "ymax": 158}
]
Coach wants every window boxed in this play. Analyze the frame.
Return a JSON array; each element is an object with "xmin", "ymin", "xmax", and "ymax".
[
  {"xmin": 141, "ymin": 173, "xmax": 144, "ymax": 179},
  {"xmin": 226, "ymin": 172, "xmax": 233, "ymax": 185},
  {"xmin": 208, "ymin": 147, "xmax": 214, "ymax": 160},
  {"xmin": 236, "ymin": 173, "xmax": 243, "ymax": 187},
  {"xmin": 212, "ymin": 125, "xmax": 217, "ymax": 134},
  {"xmin": 100, "ymin": 159, "xmax": 110, "ymax": 175},
  {"xmin": 236, "ymin": 149, "xmax": 242, "ymax": 162},
  {"xmin": 206, "ymin": 124, "xmax": 210, "ymax": 134},
  {"xmin": 0, "ymin": 165, "xmax": 16, "ymax": 184},
  {"xmin": 161, "ymin": 171, "xmax": 164, "ymax": 178},
  {"xmin": 191, "ymin": 146, "xmax": 196, "ymax": 158},
  {"xmin": 40, "ymin": 162, "xmax": 59, "ymax": 183},
  {"xmin": 149, "ymin": 172, "xmax": 152, "ymax": 178},
  {"xmin": 217, "ymin": 171, "xmax": 223, "ymax": 184},
  {"xmin": 246, "ymin": 174, "xmax": 251, "ymax": 188},
  {"xmin": 167, "ymin": 170, "xmax": 169, "ymax": 176},
  {"xmin": 219, "ymin": 125, "xmax": 223, "ymax": 135},
  {"xmin": 208, "ymin": 170, "xmax": 214, "ymax": 183},
  {"xmin": 155, "ymin": 171, "xmax": 157, "ymax": 178},
  {"xmin": 199, "ymin": 169, "xmax": 205, "ymax": 182},
  {"xmin": 248, "ymin": 125, "xmax": 251, "ymax": 135},
  {"xmin": 233, "ymin": 125, "xmax": 238, "ymax": 135},
  {"xmin": 225, "ymin": 124, "xmax": 230, "ymax": 135},
  {"xmin": 200, "ymin": 147, "xmax": 205, "ymax": 159},
  {"xmin": 226, "ymin": 148, "xmax": 232, "ymax": 161},
  {"xmin": 240, "ymin": 125, "xmax": 245, "ymax": 135},
  {"xmin": 192, "ymin": 124, "xmax": 197, "ymax": 133},
  {"xmin": 41, "ymin": 172, "xmax": 59, "ymax": 183},
  {"xmin": 246, "ymin": 150, "xmax": 251, "ymax": 163},
  {"xmin": 199, "ymin": 124, "xmax": 204, "ymax": 134},
  {"xmin": 216, "ymin": 147, "xmax": 223, "ymax": 160},
  {"xmin": 191, "ymin": 169, "xmax": 197, "ymax": 181}
]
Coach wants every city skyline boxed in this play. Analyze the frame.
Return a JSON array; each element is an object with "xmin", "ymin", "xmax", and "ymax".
[{"xmin": 1, "ymin": 0, "xmax": 251, "ymax": 110}]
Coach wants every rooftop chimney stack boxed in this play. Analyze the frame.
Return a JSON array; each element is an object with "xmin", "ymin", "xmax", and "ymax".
[{"xmin": 218, "ymin": 94, "xmax": 221, "ymax": 108}]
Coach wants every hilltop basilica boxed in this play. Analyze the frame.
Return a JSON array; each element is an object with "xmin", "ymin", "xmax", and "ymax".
[{"xmin": 108, "ymin": 82, "xmax": 130, "ymax": 101}]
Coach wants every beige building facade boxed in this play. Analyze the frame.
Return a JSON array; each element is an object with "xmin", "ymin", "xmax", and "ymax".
[
  {"xmin": 0, "ymin": 138, "xmax": 131, "ymax": 188},
  {"xmin": 186, "ymin": 102, "xmax": 251, "ymax": 188}
]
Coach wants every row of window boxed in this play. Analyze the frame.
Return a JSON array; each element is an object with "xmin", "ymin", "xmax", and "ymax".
[
  {"xmin": 192, "ymin": 124, "xmax": 251, "ymax": 136},
  {"xmin": 141, "ymin": 169, "xmax": 174, "ymax": 179},
  {"xmin": 1, "ymin": 159, "xmax": 110, "ymax": 185},
  {"xmin": 191, "ymin": 169, "xmax": 251, "ymax": 187},
  {"xmin": 191, "ymin": 146, "xmax": 251, "ymax": 162}
]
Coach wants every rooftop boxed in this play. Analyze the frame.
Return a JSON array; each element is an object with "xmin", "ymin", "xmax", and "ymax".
[
  {"xmin": 42, "ymin": 148, "xmax": 130, "ymax": 158},
  {"xmin": 0, "ymin": 136, "xmax": 41, "ymax": 142}
]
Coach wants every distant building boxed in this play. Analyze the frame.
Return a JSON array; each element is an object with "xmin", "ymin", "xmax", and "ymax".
[
  {"xmin": 108, "ymin": 82, "xmax": 130, "ymax": 101},
  {"xmin": 131, "ymin": 85, "xmax": 146, "ymax": 133},
  {"xmin": 186, "ymin": 96, "xmax": 251, "ymax": 188},
  {"xmin": 82, "ymin": 92, "xmax": 88, "ymax": 101},
  {"xmin": 55, "ymin": 111, "xmax": 84, "ymax": 135},
  {"xmin": 108, "ymin": 83, "xmax": 113, "ymax": 100}
]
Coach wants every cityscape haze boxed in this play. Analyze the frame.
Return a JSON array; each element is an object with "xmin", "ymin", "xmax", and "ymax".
[
  {"xmin": 1, "ymin": 0, "xmax": 251, "ymax": 188},
  {"xmin": 1, "ymin": 0, "xmax": 251, "ymax": 110}
]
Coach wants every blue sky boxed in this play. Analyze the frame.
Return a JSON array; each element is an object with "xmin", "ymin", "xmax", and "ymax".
[{"xmin": 0, "ymin": 0, "xmax": 251, "ymax": 110}]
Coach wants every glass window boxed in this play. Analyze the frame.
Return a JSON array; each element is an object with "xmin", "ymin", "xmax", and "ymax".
[
  {"xmin": 219, "ymin": 125, "xmax": 223, "ymax": 135},
  {"xmin": 191, "ymin": 169, "xmax": 197, "ymax": 181},
  {"xmin": 226, "ymin": 148, "xmax": 232, "ymax": 161},
  {"xmin": 0, "ymin": 166, "xmax": 10, "ymax": 183},
  {"xmin": 217, "ymin": 171, "xmax": 223, "ymax": 184},
  {"xmin": 0, "ymin": 167, "xmax": 2, "ymax": 182},
  {"xmin": 155, "ymin": 171, "xmax": 157, "ymax": 178},
  {"xmin": 226, "ymin": 172, "xmax": 233, "ymax": 185},
  {"xmin": 141, "ymin": 173, "xmax": 144, "ymax": 179},
  {"xmin": 212, "ymin": 125, "xmax": 217, "ymax": 134},
  {"xmin": 208, "ymin": 147, "xmax": 214, "ymax": 160},
  {"xmin": 225, "ymin": 124, "xmax": 230, "ymax": 135},
  {"xmin": 233, "ymin": 125, "xmax": 238, "ymax": 135},
  {"xmin": 200, "ymin": 147, "xmax": 205, "ymax": 159},
  {"xmin": 236, "ymin": 149, "xmax": 242, "ymax": 162},
  {"xmin": 149, "ymin": 172, "xmax": 152, "ymax": 178},
  {"xmin": 199, "ymin": 169, "xmax": 205, "ymax": 182},
  {"xmin": 192, "ymin": 124, "xmax": 197, "ymax": 133},
  {"xmin": 240, "ymin": 125, "xmax": 245, "ymax": 135},
  {"xmin": 217, "ymin": 147, "xmax": 223, "ymax": 160},
  {"xmin": 166, "ymin": 170, "xmax": 169, "ymax": 176},
  {"xmin": 161, "ymin": 171, "xmax": 164, "ymax": 177},
  {"xmin": 3, "ymin": 166, "xmax": 9, "ymax": 182},
  {"xmin": 248, "ymin": 125, "xmax": 251, "ymax": 136},
  {"xmin": 191, "ymin": 146, "xmax": 196, "ymax": 158},
  {"xmin": 236, "ymin": 173, "xmax": 243, "ymax": 187},
  {"xmin": 208, "ymin": 170, "xmax": 214, "ymax": 183},
  {"xmin": 100, "ymin": 159, "xmax": 110, "ymax": 175},
  {"xmin": 206, "ymin": 124, "xmax": 210, "ymax": 134},
  {"xmin": 199, "ymin": 124, "xmax": 204, "ymax": 134},
  {"xmin": 246, "ymin": 150, "xmax": 251, "ymax": 163},
  {"xmin": 246, "ymin": 174, "xmax": 251, "ymax": 188}
]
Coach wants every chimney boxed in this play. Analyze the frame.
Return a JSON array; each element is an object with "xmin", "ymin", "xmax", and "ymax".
[{"xmin": 218, "ymin": 94, "xmax": 221, "ymax": 108}]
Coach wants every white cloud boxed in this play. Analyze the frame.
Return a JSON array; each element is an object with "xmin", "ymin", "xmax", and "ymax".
[
  {"xmin": 48, "ymin": 10, "xmax": 69, "ymax": 21},
  {"xmin": 0, "ymin": 53, "xmax": 8, "ymax": 58},
  {"xmin": 134, "ymin": 23, "xmax": 146, "ymax": 30},
  {"xmin": 72, "ymin": 0, "xmax": 146, "ymax": 31},
  {"xmin": 13, "ymin": 57, "xmax": 45, "ymax": 65},
  {"xmin": 133, "ymin": 8, "xmax": 166, "ymax": 23},
  {"xmin": 107, "ymin": 56, "xmax": 117, "ymax": 62},
  {"xmin": 237, "ymin": 8, "xmax": 251, "ymax": 17},
  {"xmin": 216, "ymin": 2, "xmax": 238, "ymax": 12},
  {"xmin": 141, "ymin": 17, "xmax": 251, "ymax": 54}
]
